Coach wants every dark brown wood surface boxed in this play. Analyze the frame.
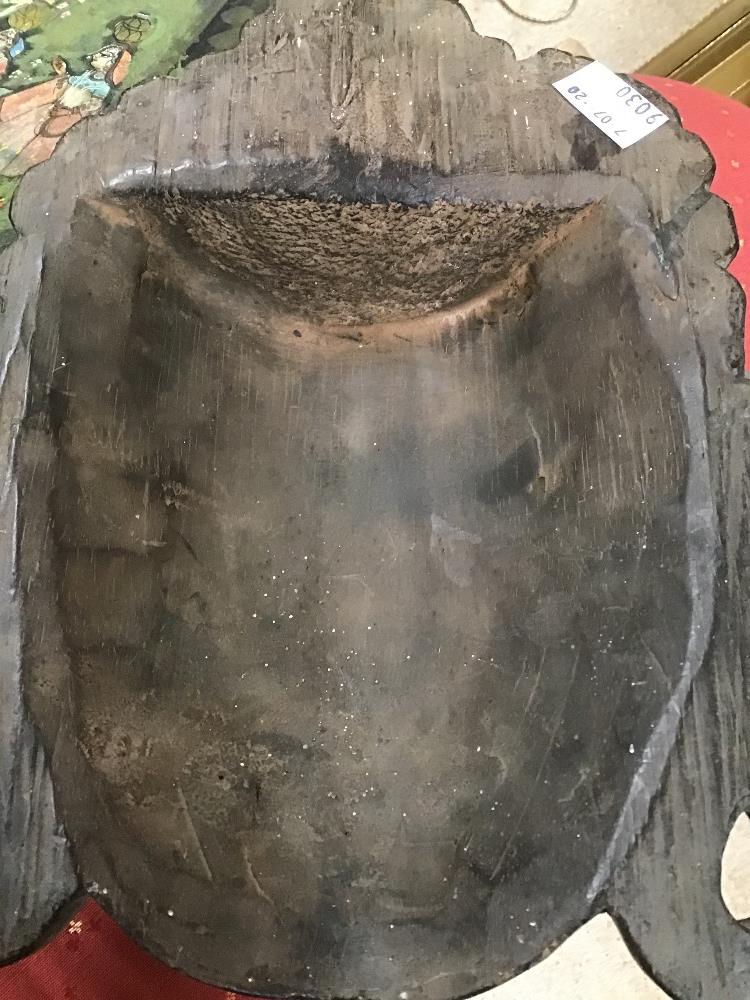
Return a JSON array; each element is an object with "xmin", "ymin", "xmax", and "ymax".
[{"xmin": 0, "ymin": 2, "xmax": 747, "ymax": 997}]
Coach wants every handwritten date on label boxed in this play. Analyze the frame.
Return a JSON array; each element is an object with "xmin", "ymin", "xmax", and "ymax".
[{"xmin": 553, "ymin": 62, "xmax": 669, "ymax": 149}]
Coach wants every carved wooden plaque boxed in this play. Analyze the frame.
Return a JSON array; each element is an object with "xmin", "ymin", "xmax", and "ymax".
[{"xmin": 0, "ymin": 3, "xmax": 747, "ymax": 998}]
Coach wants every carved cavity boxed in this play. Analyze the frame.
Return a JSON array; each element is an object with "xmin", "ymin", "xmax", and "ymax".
[
  {"xmin": 18, "ymin": 187, "xmax": 693, "ymax": 999},
  {"xmin": 151, "ymin": 193, "xmax": 581, "ymax": 325}
]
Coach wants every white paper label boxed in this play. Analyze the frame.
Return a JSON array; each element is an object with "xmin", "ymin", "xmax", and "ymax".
[{"xmin": 553, "ymin": 62, "xmax": 669, "ymax": 149}]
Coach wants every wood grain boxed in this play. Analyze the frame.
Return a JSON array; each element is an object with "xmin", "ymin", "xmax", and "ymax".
[{"xmin": 0, "ymin": 2, "xmax": 745, "ymax": 997}]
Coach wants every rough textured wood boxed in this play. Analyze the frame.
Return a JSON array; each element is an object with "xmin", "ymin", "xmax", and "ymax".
[
  {"xmin": 607, "ymin": 185, "xmax": 750, "ymax": 998},
  {"xmin": 0, "ymin": 1, "xmax": 745, "ymax": 998},
  {"xmin": 0, "ymin": 236, "xmax": 77, "ymax": 962}
]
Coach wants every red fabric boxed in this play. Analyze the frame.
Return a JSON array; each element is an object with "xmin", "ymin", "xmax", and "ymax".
[
  {"xmin": 0, "ymin": 75, "xmax": 748, "ymax": 1000},
  {"xmin": 0, "ymin": 899, "xmax": 243, "ymax": 1000}
]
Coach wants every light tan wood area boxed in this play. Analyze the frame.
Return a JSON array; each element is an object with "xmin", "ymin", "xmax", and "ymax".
[
  {"xmin": 723, "ymin": 814, "xmax": 750, "ymax": 922},
  {"xmin": 482, "ymin": 914, "xmax": 673, "ymax": 999},
  {"xmin": 460, "ymin": 0, "xmax": 746, "ymax": 90}
]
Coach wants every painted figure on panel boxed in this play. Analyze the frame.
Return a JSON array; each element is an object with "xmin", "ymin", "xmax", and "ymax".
[{"xmin": 0, "ymin": 42, "xmax": 130, "ymax": 175}]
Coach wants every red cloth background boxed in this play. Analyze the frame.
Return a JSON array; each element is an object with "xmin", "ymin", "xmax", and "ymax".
[
  {"xmin": 0, "ymin": 900, "xmax": 243, "ymax": 1000},
  {"xmin": 0, "ymin": 76, "xmax": 748, "ymax": 1000}
]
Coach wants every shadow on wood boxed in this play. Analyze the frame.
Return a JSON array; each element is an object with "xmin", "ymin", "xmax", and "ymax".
[{"xmin": 0, "ymin": 2, "xmax": 747, "ymax": 999}]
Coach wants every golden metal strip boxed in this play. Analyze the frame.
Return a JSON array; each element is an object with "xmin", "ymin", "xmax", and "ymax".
[{"xmin": 640, "ymin": 0, "xmax": 749, "ymax": 75}]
